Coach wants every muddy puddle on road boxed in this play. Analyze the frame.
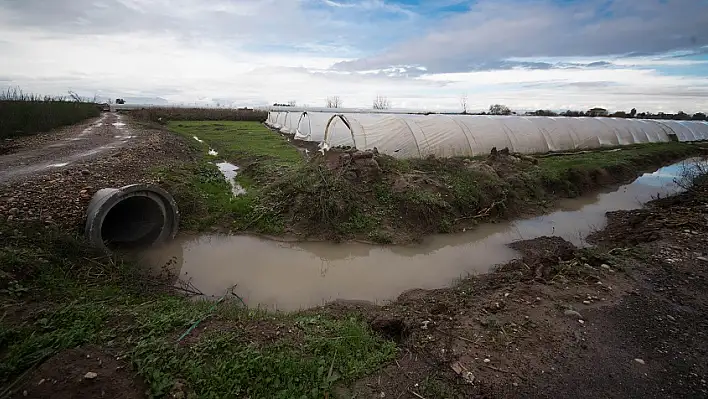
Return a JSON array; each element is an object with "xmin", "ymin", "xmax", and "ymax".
[{"xmin": 138, "ymin": 159, "xmax": 706, "ymax": 311}]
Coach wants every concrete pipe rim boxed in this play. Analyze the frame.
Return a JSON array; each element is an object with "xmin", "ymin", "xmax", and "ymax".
[{"xmin": 85, "ymin": 183, "xmax": 180, "ymax": 252}]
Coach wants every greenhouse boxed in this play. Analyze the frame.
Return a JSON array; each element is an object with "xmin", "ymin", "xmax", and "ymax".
[{"xmin": 265, "ymin": 111, "xmax": 708, "ymax": 158}]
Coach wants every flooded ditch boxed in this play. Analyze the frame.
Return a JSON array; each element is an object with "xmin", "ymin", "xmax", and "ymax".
[{"xmin": 137, "ymin": 159, "xmax": 706, "ymax": 311}]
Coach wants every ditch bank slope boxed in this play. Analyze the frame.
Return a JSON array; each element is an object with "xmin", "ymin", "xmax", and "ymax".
[{"xmin": 332, "ymin": 175, "xmax": 708, "ymax": 398}]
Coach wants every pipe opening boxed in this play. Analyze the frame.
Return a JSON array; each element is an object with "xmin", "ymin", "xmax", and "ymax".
[{"xmin": 101, "ymin": 195, "xmax": 165, "ymax": 250}]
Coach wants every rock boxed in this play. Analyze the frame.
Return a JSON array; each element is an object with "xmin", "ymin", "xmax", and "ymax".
[
  {"xmin": 634, "ymin": 358, "xmax": 645, "ymax": 365},
  {"xmin": 697, "ymin": 257, "xmax": 708, "ymax": 262},
  {"xmin": 601, "ymin": 264, "xmax": 611, "ymax": 270},
  {"xmin": 564, "ymin": 309, "xmax": 583, "ymax": 318},
  {"xmin": 463, "ymin": 372, "xmax": 475, "ymax": 384},
  {"xmin": 583, "ymin": 301, "xmax": 591, "ymax": 305},
  {"xmin": 8, "ymin": 207, "xmax": 19, "ymax": 215},
  {"xmin": 81, "ymin": 169, "xmax": 91, "ymax": 175},
  {"xmin": 84, "ymin": 371, "xmax": 98, "ymax": 379},
  {"xmin": 483, "ymin": 358, "xmax": 491, "ymax": 363}
]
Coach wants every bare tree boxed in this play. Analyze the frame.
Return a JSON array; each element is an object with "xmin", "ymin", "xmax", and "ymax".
[
  {"xmin": 67, "ymin": 90, "xmax": 82, "ymax": 102},
  {"xmin": 460, "ymin": 94, "xmax": 468, "ymax": 114},
  {"xmin": 325, "ymin": 96, "xmax": 342, "ymax": 108},
  {"xmin": 489, "ymin": 104, "xmax": 511, "ymax": 115},
  {"xmin": 372, "ymin": 95, "xmax": 390, "ymax": 110}
]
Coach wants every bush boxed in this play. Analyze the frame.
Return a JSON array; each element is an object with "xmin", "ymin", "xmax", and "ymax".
[
  {"xmin": 129, "ymin": 107, "xmax": 268, "ymax": 123},
  {"xmin": 0, "ymin": 88, "xmax": 100, "ymax": 139}
]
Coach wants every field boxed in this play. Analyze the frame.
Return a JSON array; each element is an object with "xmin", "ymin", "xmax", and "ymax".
[
  {"xmin": 1, "ymin": 112, "xmax": 708, "ymax": 398},
  {"xmin": 0, "ymin": 89, "xmax": 100, "ymax": 140}
]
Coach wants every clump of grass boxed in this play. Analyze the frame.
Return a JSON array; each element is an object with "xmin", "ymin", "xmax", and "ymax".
[
  {"xmin": 0, "ymin": 87, "xmax": 100, "ymax": 139},
  {"xmin": 130, "ymin": 107, "xmax": 267, "ymax": 123}
]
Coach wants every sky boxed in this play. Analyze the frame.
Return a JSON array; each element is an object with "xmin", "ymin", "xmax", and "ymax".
[{"xmin": 1, "ymin": 0, "xmax": 707, "ymax": 112}]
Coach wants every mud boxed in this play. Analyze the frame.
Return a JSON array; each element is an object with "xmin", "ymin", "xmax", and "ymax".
[
  {"xmin": 10, "ymin": 346, "xmax": 146, "ymax": 399},
  {"xmin": 138, "ymin": 159, "xmax": 704, "ymax": 311}
]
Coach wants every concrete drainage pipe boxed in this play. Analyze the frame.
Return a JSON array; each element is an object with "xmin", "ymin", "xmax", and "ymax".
[{"xmin": 85, "ymin": 184, "xmax": 179, "ymax": 251}]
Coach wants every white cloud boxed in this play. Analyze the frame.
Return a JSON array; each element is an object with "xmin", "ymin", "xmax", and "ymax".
[{"xmin": 1, "ymin": 0, "xmax": 707, "ymax": 113}]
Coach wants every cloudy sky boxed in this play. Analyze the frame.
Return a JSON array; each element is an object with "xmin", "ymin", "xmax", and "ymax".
[{"xmin": 1, "ymin": 0, "xmax": 707, "ymax": 112}]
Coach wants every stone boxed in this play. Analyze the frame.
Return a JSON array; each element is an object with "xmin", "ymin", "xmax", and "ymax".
[
  {"xmin": 697, "ymin": 257, "xmax": 708, "ymax": 262},
  {"xmin": 634, "ymin": 358, "xmax": 645, "ymax": 365},
  {"xmin": 601, "ymin": 264, "xmax": 611, "ymax": 270},
  {"xmin": 8, "ymin": 207, "xmax": 19, "ymax": 215},
  {"xmin": 484, "ymin": 358, "xmax": 491, "ymax": 363},
  {"xmin": 564, "ymin": 309, "xmax": 582, "ymax": 318},
  {"xmin": 84, "ymin": 372, "xmax": 98, "ymax": 379}
]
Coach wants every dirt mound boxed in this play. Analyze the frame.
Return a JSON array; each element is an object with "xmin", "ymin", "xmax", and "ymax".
[
  {"xmin": 323, "ymin": 147, "xmax": 382, "ymax": 182},
  {"xmin": 9, "ymin": 346, "xmax": 146, "ymax": 399}
]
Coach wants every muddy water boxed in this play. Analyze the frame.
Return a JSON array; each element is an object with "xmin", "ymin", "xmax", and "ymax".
[{"xmin": 139, "ymin": 159, "xmax": 705, "ymax": 311}]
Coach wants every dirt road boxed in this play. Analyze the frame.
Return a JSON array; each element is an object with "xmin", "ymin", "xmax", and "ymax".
[
  {"xmin": 0, "ymin": 113, "xmax": 137, "ymax": 183},
  {"xmin": 0, "ymin": 113, "xmax": 191, "ymax": 232}
]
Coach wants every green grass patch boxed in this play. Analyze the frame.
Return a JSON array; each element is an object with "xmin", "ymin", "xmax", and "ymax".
[{"xmin": 168, "ymin": 121, "xmax": 303, "ymax": 167}]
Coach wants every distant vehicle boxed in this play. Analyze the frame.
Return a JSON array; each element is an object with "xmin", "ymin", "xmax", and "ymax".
[{"xmin": 115, "ymin": 98, "xmax": 126, "ymax": 105}]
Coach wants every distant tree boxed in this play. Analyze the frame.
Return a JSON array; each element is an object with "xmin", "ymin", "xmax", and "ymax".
[
  {"xmin": 325, "ymin": 96, "xmax": 342, "ymax": 108},
  {"xmin": 489, "ymin": 104, "xmax": 511, "ymax": 115},
  {"xmin": 630, "ymin": 108, "xmax": 637, "ymax": 117},
  {"xmin": 692, "ymin": 112, "xmax": 707, "ymax": 121},
  {"xmin": 115, "ymin": 98, "xmax": 125, "ymax": 104},
  {"xmin": 372, "ymin": 95, "xmax": 391, "ymax": 110},
  {"xmin": 676, "ymin": 111, "xmax": 691, "ymax": 120},
  {"xmin": 460, "ymin": 94, "xmax": 468, "ymax": 114},
  {"xmin": 610, "ymin": 111, "xmax": 627, "ymax": 118},
  {"xmin": 288, "ymin": 100, "xmax": 297, "ymax": 107},
  {"xmin": 531, "ymin": 109, "xmax": 557, "ymax": 116}
]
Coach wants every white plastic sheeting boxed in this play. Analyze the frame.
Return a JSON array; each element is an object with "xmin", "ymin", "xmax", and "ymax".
[{"xmin": 266, "ymin": 111, "xmax": 708, "ymax": 158}]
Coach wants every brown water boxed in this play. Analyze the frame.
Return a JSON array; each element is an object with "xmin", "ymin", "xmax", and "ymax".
[{"xmin": 138, "ymin": 159, "xmax": 704, "ymax": 311}]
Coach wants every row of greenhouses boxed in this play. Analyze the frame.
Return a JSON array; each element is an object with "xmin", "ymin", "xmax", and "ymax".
[{"xmin": 265, "ymin": 111, "xmax": 708, "ymax": 158}]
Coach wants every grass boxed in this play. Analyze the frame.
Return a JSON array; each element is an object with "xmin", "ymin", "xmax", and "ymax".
[
  {"xmin": 0, "ymin": 88, "xmax": 100, "ymax": 139},
  {"xmin": 0, "ymin": 222, "xmax": 397, "ymax": 398}
]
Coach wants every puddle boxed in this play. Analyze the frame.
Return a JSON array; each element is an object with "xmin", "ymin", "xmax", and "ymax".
[
  {"xmin": 138, "ymin": 159, "xmax": 706, "ymax": 311},
  {"xmin": 215, "ymin": 162, "xmax": 246, "ymax": 196},
  {"xmin": 208, "ymin": 149, "xmax": 218, "ymax": 156}
]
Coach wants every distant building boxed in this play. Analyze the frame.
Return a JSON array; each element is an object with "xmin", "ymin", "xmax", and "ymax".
[{"xmin": 587, "ymin": 107, "xmax": 608, "ymax": 117}]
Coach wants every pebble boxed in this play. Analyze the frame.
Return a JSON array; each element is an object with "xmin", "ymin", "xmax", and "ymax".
[
  {"xmin": 84, "ymin": 372, "xmax": 98, "ymax": 379},
  {"xmin": 601, "ymin": 264, "xmax": 611, "ymax": 270},
  {"xmin": 583, "ymin": 301, "xmax": 591, "ymax": 305},
  {"xmin": 484, "ymin": 358, "xmax": 491, "ymax": 363},
  {"xmin": 634, "ymin": 358, "xmax": 645, "ymax": 365},
  {"xmin": 578, "ymin": 320, "xmax": 585, "ymax": 325}
]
